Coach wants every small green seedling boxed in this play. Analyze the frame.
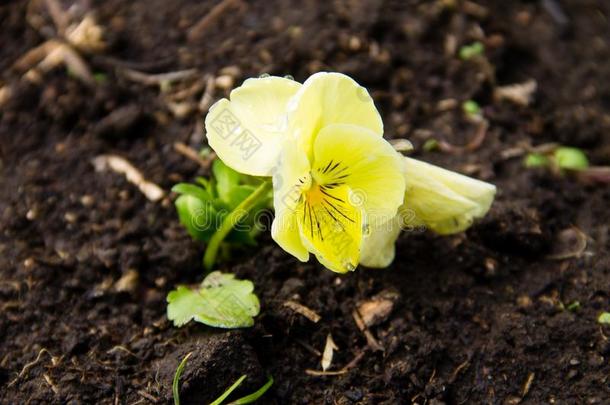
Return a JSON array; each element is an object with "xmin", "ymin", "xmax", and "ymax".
[
  {"xmin": 598, "ymin": 312, "xmax": 610, "ymax": 325},
  {"xmin": 173, "ymin": 352, "xmax": 193, "ymax": 405},
  {"xmin": 167, "ymin": 271, "xmax": 260, "ymax": 328},
  {"xmin": 423, "ymin": 138, "xmax": 440, "ymax": 152},
  {"xmin": 554, "ymin": 147, "xmax": 589, "ymax": 171},
  {"xmin": 524, "ymin": 153, "xmax": 549, "ymax": 168},
  {"xmin": 566, "ymin": 301, "xmax": 581, "ymax": 312},
  {"xmin": 459, "ymin": 41, "xmax": 485, "ymax": 60},
  {"xmin": 462, "ymin": 100, "xmax": 481, "ymax": 117},
  {"xmin": 172, "ymin": 352, "xmax": 274, "ymax": 405},
  {"xmin": 173, "ymin": 159, "xmax": 272, "ymax": 269},
  {"xmin": 523, "ymin": 146, "xmax": 589, "ymax": 172}
]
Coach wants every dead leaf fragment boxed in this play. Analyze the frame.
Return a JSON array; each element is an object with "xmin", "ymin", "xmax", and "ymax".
[
  {"xmin": 546, "ymin": 227, "xmax": 588, "ymax": 260},
  {"xmin": 357, "ymin": 290, "xmax": 399, "ymax": 327},
  {"xmin": 494, "ymin": 79, "xmax": 537, "ymax": 107},
  {"xmin": 321, "ymin": 334, "xmax": 338, "ymax": 371}
]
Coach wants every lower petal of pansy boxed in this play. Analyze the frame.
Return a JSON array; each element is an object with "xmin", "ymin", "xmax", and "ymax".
[
  {"xmin": 295, "ymin": 184, "xmax": 364, "ymax": 273},
  {"xmin": 271, "ymin": 142, "xmax": 311, "ymax": 262},
  {"xmin": 205, "ymin": 76, "xmax": 301, "ymax": 176},
  {"xmin": 312, "ymin": 124, "xmax": 405, "ymax": 226}
]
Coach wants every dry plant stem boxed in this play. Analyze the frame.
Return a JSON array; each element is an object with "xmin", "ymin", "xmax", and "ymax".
[
  {"xmin": 283, "ymin": 301, "xmax": 321, "ymax": 323},
  {"xmin": 92, "ymin": 155, "xmax": 165, "ymax": 202},
  {"xmin": 173, "ymin": 142, "xmax": 216, "ymax": 169},
  {"xmin": 305, "ymin": 351, "xmax": 366, "ymax": 376},
  {"xmin": 188, "ymin": 0, "xmax": 244, "ymax": 41},
  {"xmin": 438, "ymin": 119, "xmax": 489, "ymax": 154},
  {"xmin": 121, "ymin": 68, "xmax": 198, "ymax": 87},
  {"xmin": 203, "ymin": 180, "xmax": 272, "ymax": 271},
  {"xmin": 43, "ymin": 0, "xmax": 69, "ymax": 35}
]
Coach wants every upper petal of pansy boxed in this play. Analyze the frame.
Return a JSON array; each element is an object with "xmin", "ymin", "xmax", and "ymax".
[
  {"xmin": 312, "ymin": 124, "xmax": 406, "ymax": 226},
  {"xmin": 270, "ymin": 142, "xmax": 311, "ymax": 262},
  {"xmin": 286, "ymin": 72, "xmax": 383, "ymax": 159},
  {"xmin": 402, "ymin": 157, "xmax": 496, "ymax": 235},
  {"xmin": 205, "ymin": 76, "xmax": 301, "ymax": 176}
]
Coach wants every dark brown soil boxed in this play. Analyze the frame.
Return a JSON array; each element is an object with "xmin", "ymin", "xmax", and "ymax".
[{"xmin": 2, "ymin": 0, "xmax": 610, "ymax": 404}]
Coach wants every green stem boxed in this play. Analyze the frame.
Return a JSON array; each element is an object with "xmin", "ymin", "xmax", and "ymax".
[{"xmin": 203, "ymin": 180, "xmax": 272, "ymax": 271}]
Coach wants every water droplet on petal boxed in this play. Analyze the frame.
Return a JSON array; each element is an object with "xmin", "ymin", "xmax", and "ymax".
[
  {"xmin": 259, "ymin": 73, "xmax": 270, "ymax": 78},
  {"xmin": 343, "ymin": 261, "xmax": 356, "ymax": 272},
  {"xmin": 284, "ymin": 74, "xmax": 294, "ymax": 80}
]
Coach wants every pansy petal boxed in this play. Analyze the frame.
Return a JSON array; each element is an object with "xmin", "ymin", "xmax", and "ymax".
[
  {"xmin": 312, "ymin": 124, "xmax": 405, "ymax": 225},
  {"xmin": 271, "ymin": 143, "xmax": 310, "ymax": 262},
  {"xmin": 205, "ymin": 76, "xmax": 301, "ymax": 176},
  {"xmin": 296, "ymin": 184, "xmax": 364, "ymax": 273},
  {"xmin": 287, "ymin": 72, "xmax": 383, "ymax": 159},
  {"xmin": 359, "ymin": 215, "xmax": 402, "ymax": 268},
  {"xmin": 402, "ymin": 157, "xmax": 496, "ymax": 234}
]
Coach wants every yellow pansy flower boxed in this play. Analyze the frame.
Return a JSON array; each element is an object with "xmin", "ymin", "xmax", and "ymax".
[
  {"xmin": 204, "ymin": 71, "xmax": 496, "ymax": 273},
  {"xmin": 205, "ymin": 72, "xmax": 405, "ymax": 272}
]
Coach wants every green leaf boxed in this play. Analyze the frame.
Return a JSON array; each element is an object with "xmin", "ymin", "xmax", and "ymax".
[
  {"xmin": 524, "ymin": 153, "xmax": 550, "ymax": 168},
  {"xmin": 213, "ymin": 159, "xmax": 243, "ymax": 202},
  {"xmin": 226, "ymin": 185, "xmax": 257, "ymax": 210},
  {"xmin": 566, "ymin": 301, "xmax": 580, "ymax": 312},
  {"xmin": 172, "ymin": 183, "xmax": 213, "ymax": 202},
  {"xmin": 210, "ymin": 375, "xmax": 247, "ymax": 405},
  {"xmin": 229, "ymin": 375, "xmax": 274, "ymax": 404},
  {"xmin": 462, "ymin": 100, "xmax": 481, "ymax": 116},
  {"xmin": 598, "ymin": 312, "xmax": 610, "ymax": 325},
  {"xmin": 175, "ymin": 195, "xmax": 217, "ymax": 242},
  {"xmin": 459, "ymin": 41, "xmax": 484, "ymax": 60},
  {"xmin": 167, "ymin": 272, "xmax": 260, "ymax": 328},
  {"xmin": 423, "ymin": 139, "xmax": 439, "ymax": 152},
  {"xmin": 553, "ymin": 147, "xmax": 589, "ymax": 171},
  {"xmin": 172, "ymin": 352, "xmax": 193, "ymax": 405}
]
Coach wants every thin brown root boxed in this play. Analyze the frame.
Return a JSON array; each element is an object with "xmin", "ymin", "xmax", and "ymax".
[
  {"xmin": 43, "ymin": 0, "xmax": 69, "ymax": 36},
  {"xmin": 92, "ymin": 155, "xmax": 165, "ymax": 202},
  {"xmin": 173, "ymin": 142, "xmax": 216, "ymax": 169},
  {"xmin": 438, "ymin": 119, "xmax": 489, "ymax": 154},
  {"xmin": 522, "ymin": 372, "xmax": 535, "ymax": 398},
  {"xmin": 198, "ymin": 75, "xmax": 216, "ymax": 113},
  {"xmin": 43, "ymin": 373, "xmax": 60, "ymax": 395},
  {"xmin": 305, "ymin": 351, "xmax": 365, "ymax": 377},
  {"xmin": 137, "ymin": 390, "xmax": 159, "ymax": 403},
  {"xmin": 121, "ymin": 68, "xmax": 198, "ymax": 87},
  {"xmin": 8, "ymin": 348, "xmax": 61, "ymax": 387},
  {"xmin": 352, "ymin": 309, "xmax": 384, "ymax": 352},
  {"xmin": 188, "ymin": 0, "xmax": 245, "ymax": 42}
]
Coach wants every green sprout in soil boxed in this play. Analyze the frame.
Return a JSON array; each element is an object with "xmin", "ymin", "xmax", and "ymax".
[
  {"xmin": 172, "ymin": 352, "xmax": 273, "ymax": 405},
  {"xmin": 462, "ymin": 99, "xmax": 481, "ymax": 117},
  {"xmin": 524, "ymin": 146, "xmax": 589, "ymax": 172},
  {"xmin": 598, "ymin": 312, "xmax": 610, "ymax": 325},
  {"xmin": 566, "ymin": 301, "xmax": 581, "ymax": 312},
  {"xmin": 173, "ymin": 159, "xmax": 272, "ymax": 270},
  {"xmin": 459, "ymin": 41, "xmax": 485, "ymax": 60}
]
